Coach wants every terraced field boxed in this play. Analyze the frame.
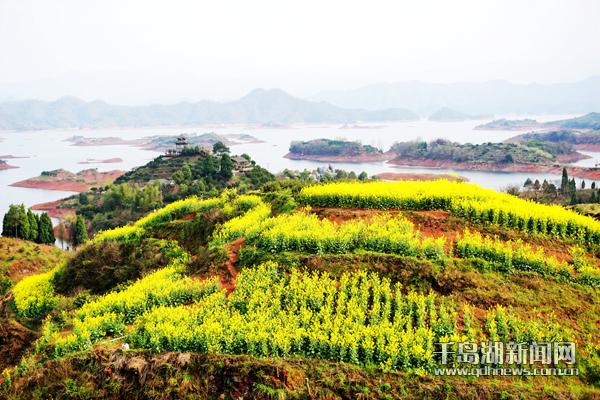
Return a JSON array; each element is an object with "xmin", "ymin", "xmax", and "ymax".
[{"xmin": 2, "ymin": 180, "xmax": 600, "ymax": 399}]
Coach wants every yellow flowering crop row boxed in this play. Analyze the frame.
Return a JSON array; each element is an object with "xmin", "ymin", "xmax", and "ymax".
[{"xmin": 300, "ymin": 181, "xmax": 600, "ymax": 244}]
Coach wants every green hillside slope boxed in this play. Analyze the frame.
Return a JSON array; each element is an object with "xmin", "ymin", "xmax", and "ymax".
[{"xmin": 2, "ymin": 181, "xmax": 600, "ymax": 399}]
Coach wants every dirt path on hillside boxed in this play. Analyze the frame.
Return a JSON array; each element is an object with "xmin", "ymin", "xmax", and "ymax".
[{"xmin": 220, "ymin": 239, "xmax": 244, "ymax": 295}]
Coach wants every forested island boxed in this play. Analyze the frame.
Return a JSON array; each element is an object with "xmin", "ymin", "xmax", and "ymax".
[
  {"xmin": 286, "ymin": 138, "xmax": 393, "ymax": 162},
  {"xmin": 475, "ymin": 118, "xmax": 540, "ymax": 130},
  {"xmin": 387, "ymin": 138, "xmax": 600, "ymax": 179}
]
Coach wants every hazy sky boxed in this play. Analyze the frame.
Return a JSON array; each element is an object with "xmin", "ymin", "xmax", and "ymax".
[{"xmin": 1, "ymin": 0, "xmax": 599, "ymax": 104}]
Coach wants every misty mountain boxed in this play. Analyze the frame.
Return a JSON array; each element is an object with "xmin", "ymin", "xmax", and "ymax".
[
  {"xmin": 311, "ymin": 77, "xmax": 600, "ymax": 115},
  {"xmin": 427, "ymin": 107, "xmax": 490, "ymax": 122},
  {"xmin": 0, "ymin": 89, "xmax": 418, "ymax": 130}
]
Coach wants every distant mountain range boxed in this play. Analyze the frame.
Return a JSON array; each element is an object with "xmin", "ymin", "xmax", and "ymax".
[
  {"xmin": 0, "ymin": 89, "xmax": 419, "ymax": 130},
  {"xmin": 311, "ymin": 77, "xmax": 600, "ymax": 115}
]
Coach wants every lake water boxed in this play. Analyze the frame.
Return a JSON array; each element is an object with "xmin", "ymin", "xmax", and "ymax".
[{"xmin": 1, "ymin": 114, "xmax": 598, "ymax": 223}]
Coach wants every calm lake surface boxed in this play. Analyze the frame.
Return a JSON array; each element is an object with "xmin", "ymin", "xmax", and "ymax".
[{"xmin": 1, "ymin": 114, "xmax": 597, "ymax": 222}]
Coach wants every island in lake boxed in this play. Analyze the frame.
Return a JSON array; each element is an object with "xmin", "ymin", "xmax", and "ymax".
[
  {"xmin": 387, "ymin": 138, "xmax": 600, "ymax": 179},
  {"xmin": 476, "ymin": 112, "xmax": 600, "ymax": 131},
  {"xmin": 285, "ymin": 138, "xmax": 393, "ymax": 162},
  {"xmin": 66, "ymin": 132, "xmax": 262, "ymax": 152},
  {"xmin": 0, "ymin": 160, "xmax": 18, "ymax": 170},
  {"xmin": 78, "ymin": 158, "xmax": 123, "ymax": 164},
  {"xmin": 10, "ymin": 168, "xmax": 123, "ymax": 192},
  {"xmin": 507, "ymin": 130, "xmax": 600, "ymax": 151},
  {"xmin": 475, "ymin": 118, "xmax": 541, "ymax": 131}
]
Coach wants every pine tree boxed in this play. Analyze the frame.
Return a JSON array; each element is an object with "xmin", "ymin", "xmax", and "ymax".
[
  {"xmin": 78, "ymin": 192, "xmax": 89, "ymax": 205},
  {"xmin": 592, "ymin": 182, "xmax": 596, "ymax": 190},
  {"xmin": 561, "ymin": 168, "xmax": 569, "ymax": 194},
  {"xmin": 38, "ymin": 213, "xmax": 55, "ymax": 245},
  {"xmin": 2, "ymin": 205, "xmax": 17, "ymax": 237},
  {"xmin": 569, "ymin": 178, "xmax": 577, "ymax": 195},
  {"xmin": 570, "ymin": 190, "xmax": 578, "ymax": 205},
  {"xmin": 219, "ymin": 154, "xmax": 234, "ymax": 181},
  {"xmin": 72, "ymin": 215, "xmax": 89, "ymax": 247},
  {"xmin": 17, "ymin": 204, "xmax": 30, "ymax": 240},
  {"xmin": 581, "ymin": 180, "xmax": 586, "ymax": 189},
  {"xmin": 27, "ymin": 210, "xmax": 39, "ymax": 243}
]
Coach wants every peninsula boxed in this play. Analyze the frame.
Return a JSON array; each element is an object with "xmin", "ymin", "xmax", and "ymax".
[{"xmin": 10, "ymin": 168, "xmax": 123, "ymax": 192}]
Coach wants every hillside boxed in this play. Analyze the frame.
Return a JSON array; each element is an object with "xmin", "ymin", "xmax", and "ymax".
[
  {"xmin": 0, "ymin": 237, "xmax": 66, "ymax": 369},
  {"xmin": 1, "ymin": 179, "xmax": 600, "ymax": 398},
  {"xmin": 0, "ymin": 90, "xmax": 419, "ymax": 130},
  {"xmin": 0, "ymin": 237, "xmax": 66, "ymax": 297}
]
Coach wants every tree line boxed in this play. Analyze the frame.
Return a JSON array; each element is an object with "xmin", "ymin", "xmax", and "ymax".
[
  {"xmin": 1, "ymin": 204, "xmax": 89, "ymax": 247},
  {"xmin": 2, "ymin": 204, "xmax": 55, "ymax": 244}
]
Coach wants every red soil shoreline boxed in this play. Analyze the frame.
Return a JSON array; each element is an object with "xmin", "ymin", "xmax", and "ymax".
[
  {"xmin": 387, "ymin": 158, "xmax": 600, "ymax": 180},
  {"xmin": 78, "ymin": 158, "xmax": 123, "ymax": 164},
  {"xmin": 574, "ymin": 144, "xmax": 600, "ymax": 152},
  {"xmin": 31, "ymin": 200, "xmax": 75, "ymax": 219},
  {"xmin": 0, "ymin": 163, "xmax": 18, "ymax": 170},
  {"xmin": 285, "ymin": 152, "xmax": 394, "ymax": 163},
  {"xmin": 0, "ymin": 155, "xmax": 28, "ymax": 159},
  {"xmin": 10, "ymin": 169, "xmax": 124, "ymax": 192},
  {"xmin": 10, "ymin": 180, "xmax": 92, "ymax": 191},
  {"xmin": 375, "ymin": 172, "xmax": 468, "ymax": 182}
]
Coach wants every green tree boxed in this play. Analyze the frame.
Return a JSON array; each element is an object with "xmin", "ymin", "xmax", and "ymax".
[
  {"xmin": 581, "ymin": 180, "xmax": 586, "ymax": 189},
  {"xmin": 2, "ymin": 205, "xmax": 18, "ymax": 237},
  {"xmin": 37, "ymin": 213, "xmax": 55, "ymax": 245},
  {"xmin": 561, "ymin": 167, "xmax": 569, "ymax": 194},
  {"xmin": 27, "ymin": 210, "xmax": 39, "ymax": 243},
  {"xmin": 72, "ymin": 215, "xmax": 89, "ymax": 247},
  {"xmin": 358, "ymin": 171, "xmax": 368, "ymax": 181},
  {"xmin": 2, "ymin": 204, "xmax": 31, "ymax": 239},
  {"xmin": 79, "ymin": 192, "xmax": 89, "ymax": 205},
  {"xmin": 219, "ymin": 154, "xmax": 234, "ymax": 180},
  {"xmin": 212, "ymin": 141, "xmax": 230, "ymax": 154},
  {"xmin": 134, "ymin": 183, "xmax": 163, "ymax": 211},
  {"xmin": 570, "ymin": 190, "xmax": 578, "ymax": 205}
]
